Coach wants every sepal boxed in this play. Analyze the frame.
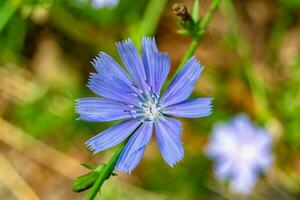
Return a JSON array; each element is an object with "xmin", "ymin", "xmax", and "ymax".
[
  {"xmin": 72, "ymin": 171, "xmax": 100, "ymax": 193},
  {"xmin": 192, "ymin": 0, "xmax": 200, "ymax": 23},
  {"xmin": 81, "ymin": 163, "xmax": 100, "ymax": 171},
  {"xmin": 172, "ymin": 1, "xmax": 203, "ymax": 40},
  {"xmin": 72, "ymin": 163, "xmax": 104, "ymax": 192}
]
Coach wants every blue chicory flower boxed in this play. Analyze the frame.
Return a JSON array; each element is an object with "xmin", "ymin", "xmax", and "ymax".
[
  {"xmin": 76, "ymin": 37, "xmax": 213, "ymax": 173},
  {"xmin": 205, "ymin": 114, "xmax": 273, "ymax": 194}
]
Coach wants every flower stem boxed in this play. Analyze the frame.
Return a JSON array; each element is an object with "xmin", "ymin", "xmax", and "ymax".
[
  {"xmin": 173, "ymin": 0, "xmax": 221, "ymax": 77},
  {"xmin": 84, "ymin": 141, "xmax": 127, "ymax": 200},
  {"xmin": 199, "ymin": 0, "xmax": 221, "ymax": 31},
  {"xmin": 174, "ymin": 39, "xmax": 199, "ymax": 76}
]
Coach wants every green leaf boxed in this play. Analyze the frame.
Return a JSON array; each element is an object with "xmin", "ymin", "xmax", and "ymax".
[
  {"xmin": 196, "ymin": 28, "xmax": 206, "ymax": 37},
  {"xmin": 192, "ymin": 0, "xmax": 200, "ymax": 23},
  {"xmin": 81, "ymin": 163, "xmax": 99, "ymax": 171},
  {"xmin": 176, "ymin": 28, "xmax": 190, "ymax": 36},
  {"xmin": 72, "ymin": 171, "xmax": 100, "ymax": 193}
]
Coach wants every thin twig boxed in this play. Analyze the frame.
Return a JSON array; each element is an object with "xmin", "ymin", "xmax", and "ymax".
[{"xmin": 172, "ymin": 0, "xmax": 221, "ymax": 78}]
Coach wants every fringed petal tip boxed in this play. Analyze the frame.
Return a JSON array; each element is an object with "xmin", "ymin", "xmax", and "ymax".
[
  {"xmin": 185, "ymin": 56, "xmax": 204, "ymax": 75},
  {"xmin": 114, "ymin": 167, "xmax": 133, "ymax": 174},
  {"xmin": 84, "ymin": 142, "xmax": 98, "ymax": 154},
  {"xmin": 142, "ymin": 35, "xmax": 155, "ymax": 41},
  {"xmin": 74, "ymin": 101, "xmax": 82, "ymax": 114},
  {"xmin": 88, "ymin": 72, "xmax": 97, "ymax": 79},
  {"xmin": 116, "ymin": 38, "xmax": 132, "ymax": 47},
  {"xmin": 85, "ymin": 143, "xmax": 97, "ymax": 153},
  {"xmin": 168, "ymin": 154, "xmax": 184, "ymax": 168},
  {"xmin": 74, "ymin": 99, "xmax": 83, "ymax": 111},
  {"xmin": 90, "ymin": 52, "xmax": 104, "ymax": 66},
  {"xmin": 85, "ymin": 141, "xmax": 103, "ymax": 155},
  {"xmin": 86, "ymin": 73, "xmax": 96, "ymax": 87},
  {"xmin": 205, "ymin": 98, "xmax": 214, "ymax": 116},
  {"xmin": 142, "ymin": 35, "xmax": 169, "ymax": 56}
]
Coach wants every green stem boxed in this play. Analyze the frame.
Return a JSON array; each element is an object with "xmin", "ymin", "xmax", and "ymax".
[
  {"xmin": 199, "ymin": 0, "xmax": 221, "ymax": 30},
  {"xmin": 173, "ymin": 0, "xmax": 221, "ymax": 78},
  {"xmin": 84, "ymin": 141, "xmax": 127, "ymax": 200},
  {"xmin": 174, "ymin": 39, "xmax": 199, "ymax": 76}
]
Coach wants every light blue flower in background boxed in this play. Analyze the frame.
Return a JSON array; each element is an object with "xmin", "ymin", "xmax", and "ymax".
[
  {"xmin": 206, "ymin": 114, "xmax": 273, "ymax": 194},
  {"xmin": 76, "ymin": 36, "xmax": 212, "ymax": 173},
  {"xmin": 92, "ymin": 0, "xmax": 119, "ymax": 8}
]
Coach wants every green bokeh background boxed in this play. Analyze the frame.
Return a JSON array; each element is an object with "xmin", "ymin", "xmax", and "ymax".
[{"xmin": 1, "ymin": 0, "xmax": 300, "ymax": 199}]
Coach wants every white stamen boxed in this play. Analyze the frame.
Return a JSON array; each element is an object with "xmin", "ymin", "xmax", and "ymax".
[{"xmin": 142, "ymin": 101, "xmax": 161, "ymax": 121}]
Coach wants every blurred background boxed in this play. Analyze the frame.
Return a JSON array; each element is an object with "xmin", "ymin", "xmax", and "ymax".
[{"xmin": 1, "ymin": 0, "xmax": 300, "ymax": 199}]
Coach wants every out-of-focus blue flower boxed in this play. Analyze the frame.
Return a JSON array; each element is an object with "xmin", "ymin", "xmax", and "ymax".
[
  {"xmin": 92, "ymin": 0, "xmax": 119, "ymax": 8},
  {"xmin": 76, "ymin": 36, "xmax": 212, "ymax": 173},
  {"xmin": 206, "ymin": 114, "xmax": 273, "ymax": 194}
]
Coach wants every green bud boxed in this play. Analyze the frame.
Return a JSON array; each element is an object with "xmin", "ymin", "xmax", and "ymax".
[
  {"xmin": 81, "ymin": 163, "xmax": 99, "ymax": 171},
  {"xmin": 176, "ymin": 29, "xmax": 190, "ymax": 36},
  {"xmin": 172, "ymin": 3, "xmax": 195, "ymax": 30},
  {"xmin": 72, "ymin": 171, "xmax": 99, "ymax": 192},
  {"xmin": 192, "ymin": 0, "xmax": 200, "ymax": 23}
]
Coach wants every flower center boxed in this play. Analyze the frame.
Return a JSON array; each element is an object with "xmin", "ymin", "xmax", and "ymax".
[
  {"xmin": 238, "ymin": 144, "xmax": 257, "ymax": 162},
  {"xmin": 143, "ymin": 101, "xmax": 161, "ymax": 120}
]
